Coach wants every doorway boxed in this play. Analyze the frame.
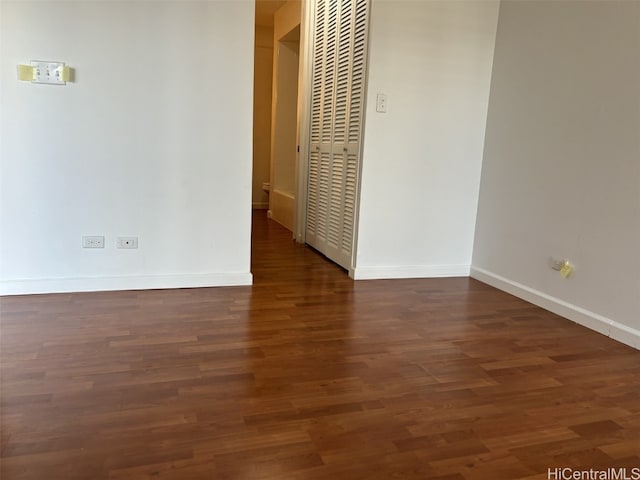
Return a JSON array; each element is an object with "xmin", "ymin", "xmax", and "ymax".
[
  {"xmin": 252, "ymin": 0, "xmax": 369, "ymax": 276},
  {"xmin": 252, "ymin": 1, "xmax": 283, "ymax": 211},
  {"xmin": 252, "ymin": 0, "xmax": 301, "ymax": 234},
  {"xmin": 269, "ymin": 24, "xmax": 300, "ymax": 231}
]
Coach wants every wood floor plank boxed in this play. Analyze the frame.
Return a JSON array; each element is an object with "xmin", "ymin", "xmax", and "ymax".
[{"xmin": 1, "ymin": 211, "xmax": 639, "ymax": 479}]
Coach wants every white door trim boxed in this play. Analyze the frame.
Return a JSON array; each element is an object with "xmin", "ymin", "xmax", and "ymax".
[{"xmin": 294, "ymin": 0, "xmax": 314, "ymax": 244}]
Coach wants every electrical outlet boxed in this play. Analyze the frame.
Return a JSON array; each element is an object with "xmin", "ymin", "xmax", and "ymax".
[
  {"xmin": 82, "ymin": 235, "xmax": 105, "ymax": 248},
  {"xmin": 117, "ymin": 236, "xmax": 138, "ymax": 249},
  {"xmin": 550, "ymin": 257, "xmax": 574, "ymax": 278},
  {"xmin": 550, "ymin": 257, "xmax": 564, "ymax": 271}
]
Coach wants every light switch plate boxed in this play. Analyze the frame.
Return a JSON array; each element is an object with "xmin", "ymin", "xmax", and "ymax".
[
  {"xmin": 32, "ymin": 61, "xmax": 66, "ymax": 85},
  {"xmin": 376, "ymin": 93, "xmax": 387, "ymax": 113}
]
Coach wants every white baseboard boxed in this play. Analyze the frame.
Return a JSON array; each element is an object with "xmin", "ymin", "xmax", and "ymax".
[
  {"xmin": 470, "ymin": 266, "xmax": 640, "ymax": 350},
  {"xmin": 0, "ymin": 272, "xmax": 253, "ymax": 296},
  {"xmin": 352, "ymin": 264, "xmax": 470, "ymax": 280}
]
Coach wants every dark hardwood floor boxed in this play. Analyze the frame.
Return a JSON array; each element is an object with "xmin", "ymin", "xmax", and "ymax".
[{"xmin": 1, "ymin": 211, "xmax": 639, "ymax": 479}]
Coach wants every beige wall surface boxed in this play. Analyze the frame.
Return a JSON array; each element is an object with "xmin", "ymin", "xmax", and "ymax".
[
  {"xmin": 472, "ymin": 1, "xmax": 640, "ymax": 347},
  {"xmin": 253, "ymin": 25, "xmax": 274, "ymax": 208},
  {"xmin": 274, "ymin": 0, "xmax": 301, "ymax": 42},
  {"xmin": 271, "ymin": 40, "xmax": 299, "ymax": 196}
]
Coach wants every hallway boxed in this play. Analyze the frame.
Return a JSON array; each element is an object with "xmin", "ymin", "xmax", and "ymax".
[{"xmin": 0, "ymin": 213, "xmax": 639, "ymax": 479}]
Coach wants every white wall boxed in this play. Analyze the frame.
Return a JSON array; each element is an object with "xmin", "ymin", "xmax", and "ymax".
[
  {"xmin": 0, "ymin": 1, "xmax": 255, "ymax": 294},
  {"xmin": 472, "ymin": 1, "xmax": 640, "ymax": 348},
  {"xmin": 354, "ymin": 0, "xmax": 500, "ymax": 279}
]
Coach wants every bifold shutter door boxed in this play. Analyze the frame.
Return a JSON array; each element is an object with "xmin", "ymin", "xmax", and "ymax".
[{"xmin": 306, "ymin": 0, "xmax": 370, "ymax": 270}]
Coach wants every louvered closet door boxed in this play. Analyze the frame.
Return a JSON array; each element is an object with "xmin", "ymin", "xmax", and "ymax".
[{"xmin": 307, "ymin": 0, "xmax": 369, "ymax": 270}]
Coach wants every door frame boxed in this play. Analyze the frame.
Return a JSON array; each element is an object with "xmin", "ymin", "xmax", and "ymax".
[{"xmin": 293, "ymin": 0, "xmax": 313, "ymax": 245}]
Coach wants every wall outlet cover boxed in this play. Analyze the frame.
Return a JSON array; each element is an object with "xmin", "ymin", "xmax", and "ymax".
[
  {"xmin": 82, "ymin": 235, "xmax": 105, "ymax": 248},
  {"xmin": 117, "ymin": 236, "xmax": 138, "ymax": 249}
]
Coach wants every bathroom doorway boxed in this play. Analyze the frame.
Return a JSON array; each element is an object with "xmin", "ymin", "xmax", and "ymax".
[
  {"xmin": 269, "ymin": 23, "xmax": 300, "ymax": 231},
  {"xmin": 252, "ymin": 0, "xmax": 301, "ymax": 234}
]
